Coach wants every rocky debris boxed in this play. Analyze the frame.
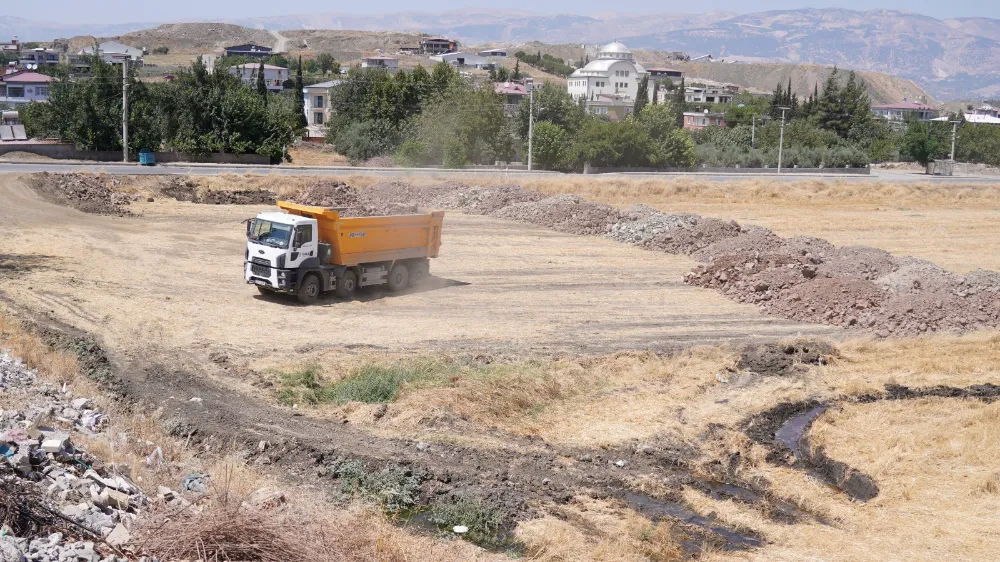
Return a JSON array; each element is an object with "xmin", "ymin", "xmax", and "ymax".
[
  {"xmin": 492, "ymin": 194, "xmax": 622, "ymax": 235},
  {"xmin": 0, "ymin": 353, "xmax": 140, "ymax": 559},
  {"xmin": 156, "ymin": 177, "xmax": 198, "ymax": 202},
  {"xmin": 608, "ymin": 205, "xmax": 699, "ymax": 246},
  {"xmin": 196, "ymin": 189, "xmax": 276, "ymax": 205},
  {"xmin": 27, "ymin": 173, "xmax": 137, "ymax": 217},
  {"xmin": 290, "ymin": 181, "xmax": 418, "ymax": 217},
  {"xmin": 430, "ymin": 185, "xmax": 543, "ymax": 215}
]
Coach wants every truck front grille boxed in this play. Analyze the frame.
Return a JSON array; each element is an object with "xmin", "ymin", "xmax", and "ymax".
[{"xmin": 251, "ymin": 257, "xmax": 271, "ymax": 277}]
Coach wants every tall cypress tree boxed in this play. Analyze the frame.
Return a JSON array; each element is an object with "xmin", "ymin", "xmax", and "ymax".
[
  {"xmin": 294, "ymin": 56, "xmax": 307, "ymax": 129},
  {"xmin": 651, "ymin": 80, "xmax": 659, "ymax": 106},
  {"xmin": 634, "ymin": 75, "xmax": 649, "ymax": 116},
  {"xmin": 256, "ymin": 61, "xmax": 268, "ymax": 107},
  {"xmin": 674, "ymin": 77, "xmax": 686, "ymax": 128}
]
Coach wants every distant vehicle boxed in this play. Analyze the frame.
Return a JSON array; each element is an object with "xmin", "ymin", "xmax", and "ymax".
[{"xmin": 244, "ymin": 201, "xmax": 444, "ymax": 304}]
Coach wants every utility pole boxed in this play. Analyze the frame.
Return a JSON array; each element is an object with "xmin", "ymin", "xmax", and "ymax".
[
  {"xmin": 527, "ymin": 87, "xmax": 534, "ymax": 172},
  {"xmin": 777, "ymin": 107, "xmax": 789, "ymax": 173},
  {"xmin": 949, "ymin": 121, "xmax": 958, "ymax": 161},
  {"xmin": 751, "ymin": 114, "xmax": 756, "ymax": 149},
  {"xmin": 122, "ymin": 58, "xmax": 129, "ymax": 163}
]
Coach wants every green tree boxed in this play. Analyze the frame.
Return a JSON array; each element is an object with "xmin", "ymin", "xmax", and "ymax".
[
  {"xmin": 651, "ymin": 80, "xmax": 659, "ymax": 106},
  {"xmin": 901, "ymin": 121, "xmax": 946, "ymax": 167},
  {"xmin": 407, "ymin": 81, "xmax": 512, "ymax": 166},
  {"xmin": 303, "ymin": 58, "xmax": 319, "ymax": 74},
  {"xmin": 294, "ymin": 56, "xmax": 307, "ymax": 129},
  {"xmin": 674, "ymin": 77, "xmax": 686, "ymax": 128},
  {"xmin": 634, "ymin": 75, "xmax": 649, "ymax": 116},
  {"xmin": 531, "ymin": 121, "xmax": 570, "ymax": 170},
  {"xmin": 635, "ymin": 102, "xmax": 696, "ymax": 167},
  {"xmin": 316, "ymin": 53, "xmax": 336, "ymax": 74},
  {"xmin": 515, "ymin": 81, "xmax": 585, "ymax": 141},
  {"xmin": 256, "ymin": 61, "xmax": 268, "ymax": 106},
  {"xmin": 512, "ymin": 60, "xmax": 522, "ymax": 80}
]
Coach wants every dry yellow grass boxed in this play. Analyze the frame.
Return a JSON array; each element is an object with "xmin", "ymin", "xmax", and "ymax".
[{"xmin": 286, "ymin": 144, "xmax": 350, "ymax": 167}]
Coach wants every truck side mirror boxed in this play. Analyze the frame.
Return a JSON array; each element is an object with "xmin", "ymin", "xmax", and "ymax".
[{"xmin": 245, "ymin": 219, "xmax": 252, "ymax": 236}]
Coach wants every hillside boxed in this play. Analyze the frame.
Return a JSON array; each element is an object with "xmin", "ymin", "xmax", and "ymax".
[{"xmin": 61, "ymin": 23, "xmax": 276, "ymax": 55}]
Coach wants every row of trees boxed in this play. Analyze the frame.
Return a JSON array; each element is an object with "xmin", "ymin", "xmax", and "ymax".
[
  {"xmin": 215, "ymin": 52, "xmax": 340, "ymax": 76},
  {"xmin": 513, "ymin": 51, "xmax": 575, "ymax": 78},
  {"xmin": 21, "ymin": 56, "xmax": 298, "ymax": 160}
]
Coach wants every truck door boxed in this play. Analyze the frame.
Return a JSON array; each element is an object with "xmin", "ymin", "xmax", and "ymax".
[{"xmin": 289, "ymin": 223, "xmax": 318, "ymax": 268}]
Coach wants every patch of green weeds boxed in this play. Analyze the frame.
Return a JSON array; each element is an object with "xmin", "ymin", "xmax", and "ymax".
[
  {"xmin": 275, "ymin": 360, "xmax": 451, "ymax": 406},
  {"xmin": 327, "ymin": 458, "xmax": 423, "ymax": 512},
  {"xmin": 430, "ymin": 497, "xmax": 515, "ymax": 550}
]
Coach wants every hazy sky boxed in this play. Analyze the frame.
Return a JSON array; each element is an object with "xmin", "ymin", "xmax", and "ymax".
[{"xmin": 6, "ymin": 1, "xmax": 997, "ymax": 24}]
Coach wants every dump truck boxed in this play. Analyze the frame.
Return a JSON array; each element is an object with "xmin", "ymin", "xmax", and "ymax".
[{"xmin": 244, "ymin": 201, "xmax": 444, "ymax": 304}]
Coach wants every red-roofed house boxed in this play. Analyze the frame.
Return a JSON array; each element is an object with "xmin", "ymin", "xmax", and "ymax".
[
  {"xmin": 871, "ymin": 101, "xmax": 940, "ymax": 122},
  {"xmin": 495, "ymin": 81, "xmax": 528, "ymax": 115},
  {"xmin": 0, "ymin": 71, "xmax": 53, "ymax": 108}
]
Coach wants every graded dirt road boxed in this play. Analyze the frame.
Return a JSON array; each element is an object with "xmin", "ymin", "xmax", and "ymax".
[{"xmin": 0, "ymin": 175, "xmax": 836, "ymax": 371}]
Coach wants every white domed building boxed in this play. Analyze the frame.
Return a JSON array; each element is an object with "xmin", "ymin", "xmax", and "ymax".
[{"xmin": 567, "ymin": 42, "xmax": 647, "ymax": 118}]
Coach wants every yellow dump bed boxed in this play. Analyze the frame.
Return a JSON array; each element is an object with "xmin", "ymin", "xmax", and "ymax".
[{"xmin": 276, "ymin": 201, "xmax": 444, "ymax": 266}]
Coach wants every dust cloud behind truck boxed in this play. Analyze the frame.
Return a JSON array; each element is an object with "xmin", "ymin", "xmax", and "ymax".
[{"xmin": 244, "ymin": 201, "xmax": 444, "ymax": 304}]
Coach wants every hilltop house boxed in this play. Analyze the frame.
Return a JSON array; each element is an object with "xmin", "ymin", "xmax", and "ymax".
[
  {"xmin": 683, "ymin": 110, "xmax": 726, "ymax": 130},
  {"xmin": 73, "ymin": 42, "xmax": 144, "ymax": 69},
  {"xmin": 647, "ymin": 68, "xmax": 683, "ymax": 79},
  {"xmin": 360, "ymin": 56, "xmax": 399, "ymax": 70},
  {"xmin": 0, "ymin": 71, "xmax": 53, "ymax": 109},
  {"xmin": 429, "ymin": 52, "xmax": 496, "ymax": 70},
  {"xmin": 567, "ymin": 41, "xmax": 647, "ymax": 118},
  {"xmin": 871, "ymin": 100, "xmax": 939, "ymax": 122},
  {"xmin": 302, "ymin": 80, "xmax": 340, "ymax": 140},
  {"xmin": 478, "ymin": 48, "xmax": 508, "ymax": 57},
  {"xmin": 684, "ymin": 86, "xmax": 734, "ymax": 104},
  {"xmin": 420, "ymin": 37, "xmax": 457, "ymax": 55},
  {"xmin": 495, "ymin": 82, "xmax": 528, "ymax": 114},
  {"xmin": 19, "ymin": 48, "xmax": 60, "ymax": 68},
  {"xmin": 224, "ymin": 44, "xmax": 273, "ymax": 58},
  {"xmin": 228, "ymin": 64, "xmax": 287, "ymax": 91},
  {"xmin": 1, "ymin": 37, "xmax": 19, "ymax": 55}
]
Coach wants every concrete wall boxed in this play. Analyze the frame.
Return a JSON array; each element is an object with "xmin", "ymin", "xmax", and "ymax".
[{"xmin": 0, "ymin": 143, "xmax": 272, "ymax": 165}]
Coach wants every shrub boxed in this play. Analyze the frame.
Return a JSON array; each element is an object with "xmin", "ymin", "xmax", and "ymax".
[
  {"xmin": 328, "ymin": 459, "xmax": 423, "ymax": 511},
  {"xmin": 394, "ymin": 138, "xmax": 428, "ymax": 167},
  {"xmin": 328, "ymin": 365, "xmax": 418, "ymax": 404},
  {"xmin": 430, "ymin": 498, "xmax": 514, "ymax": 549}
]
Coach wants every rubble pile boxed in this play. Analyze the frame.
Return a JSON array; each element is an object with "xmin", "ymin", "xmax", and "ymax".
[
  {"xmin": 0, "ymin": 353, "xmax": 137, "ymax": 561},
  {"xmin": 291, "ymin": 181, "xmax": 417, "ymax": 217},
  {"xmin": 27, "ymin": 174, "xmax": 137, "ymax": 217},
  {"xmin": 492, "ymin": 194, "xmax": 622, "ymax": 235},
  {"xmin": 197, "ymin": 189, "xmax": 277, "ymax": 205}
]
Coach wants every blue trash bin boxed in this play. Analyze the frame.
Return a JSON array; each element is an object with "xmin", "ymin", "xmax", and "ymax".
[{"xmin": 139, "ymin": 149, "xmax": 156, "ymax": 166}]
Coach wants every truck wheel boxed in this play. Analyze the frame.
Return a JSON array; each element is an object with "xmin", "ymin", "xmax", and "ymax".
[
  {"xmin": 409, "ymin": 261, "xmax": 429, "ymax": 287},
  {"xmin": 335, "ymin": 270, "xmax": 357, "ymax": 298},
  {"xmin": 387, "ymin": 264, "xmax": 408, "ymax": 293},
  {"xmin": 297, "ymin": 274, "xmax": 320, "ymax": 305}
]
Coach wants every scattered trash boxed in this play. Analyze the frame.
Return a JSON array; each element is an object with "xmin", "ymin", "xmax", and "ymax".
[
  {"xmin": 614, "ymin": 460, "xmax": 627, "ymax": 468},
  {"xmin": 181, "ymin": 473, "xmax": 211, "ymax": 494},
  {"xmin": 144, "ymin": 446, "xmax": 164, "ymax": 469},
  {"xmin": 452, "ymin": 525, "xmax": 469, "ymax": 534}
]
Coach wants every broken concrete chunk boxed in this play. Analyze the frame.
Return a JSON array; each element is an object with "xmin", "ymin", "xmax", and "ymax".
[
  {"xmin": 105, "ymin": 523, "xmax": 131, "ymax": 547},
  {"xmin": 41, "ymin": 437, "xmax": 70, "ymax": 454}
]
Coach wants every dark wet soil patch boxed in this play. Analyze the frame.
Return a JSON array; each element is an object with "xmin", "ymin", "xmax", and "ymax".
[
  {"xmin": 624, "ymin": 491, "xmax": 764, "ymax": 553},
  {"xmin": 736, "ymin": 341, "xmax": 837, "ymax": 376}
]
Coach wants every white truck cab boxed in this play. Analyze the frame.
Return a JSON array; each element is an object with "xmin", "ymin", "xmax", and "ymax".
[{"xmin": 244, "ymin": 212, "xmax": 320, "ymax": 294}]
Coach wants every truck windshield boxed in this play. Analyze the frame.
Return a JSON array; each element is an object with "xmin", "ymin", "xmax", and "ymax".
[{"xmin": 248, "ymin": 220, "xmax": 292, "ymax": 249}]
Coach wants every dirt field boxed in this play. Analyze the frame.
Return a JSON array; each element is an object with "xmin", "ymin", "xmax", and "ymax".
[{"xmin": 3, "ymin": 172, "xmax": 1000, "ymax": 561}]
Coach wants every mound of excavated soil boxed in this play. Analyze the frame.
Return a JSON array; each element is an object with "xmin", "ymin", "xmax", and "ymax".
[
  {"xmin": 27, "ymin": 173, "xmax": 136, "ymax": 216},
  {"xmin": 198, "ymin": 189, "xmax": 276, "ymax": 205},
  {"xmin": 290, "ymin": 181, "xmax": 417, "ymax": 217},
  {"xmin": 493, "ymin": 194, "xmax": 622, "ymax": 235}
]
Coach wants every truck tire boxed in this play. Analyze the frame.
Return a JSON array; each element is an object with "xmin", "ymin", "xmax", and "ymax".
[
  {"xmin": 335, "ymin": 270, "xmax": 357, "ymax": 298},
  {"xmin": 297, "ymin": 274, "xmax": 320, "ymax": 305},
  {"xmin": 387, "ymin": 264, "xmax": 408, "ymax": 293},
  {"xmin": 409, "ymin": 260, "xmax": 429, "ymax": 287}
]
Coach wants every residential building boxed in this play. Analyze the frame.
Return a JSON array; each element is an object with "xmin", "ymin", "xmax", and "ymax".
[
  {"xmin": 398, "ymin": 46, "xmax": 421, "ymax": 55},
  {"xmin": 302, "ymin": 80, "xmax": 340, "ymax": 140},
  {"xmin": 19, "ymin": 48, "xmax": 60, "ymax": 68},
  {"xmin": 587, "ymin": 93, "xmax": 635, "ymax": 120},
  {"xmin": 495, "ymin": 82, "xmax": 528, "ymax": 114},
  {"xmin": 684, "ymin": 86, "xmax": 734, "ymax": 104},
  {"xmin": 971, "ymin": 103, "xmax": 998, "ymax": 118},
  {"xmin": 1, "ymin": 37, "xmax": 19, "ymax": 55},
  {"xmin": 224, "ymin": 44, "xmax": 273, "ymax": 58},
  {"xmin": 360, "ymin": 56, "xmax": 399, "ymax": 70},
  {"xmin": 871, "ymin": 101, "xmax": 940, "ymax": 122},
  {"xmin": 683, "ymin": 110, "xmax": 726, "ymax": 130},
  {"xmin": 429, "ymin": 52, "xmax": 496, "ymax": 70},
  {"xmin": 420, "ymin": 37, "xmax": 457, "ymax": 55},
  {"xmin": 478, "ymin": 48, "xmax": 508, "ymax": 57},
  {"xmin": 0, "ymin": 71, "xmax": 53, "ymax": 109},
  {"xmin": 963, "ymin": 113, "xmax": 1000, "ymax": 125},
  {"xmin": 79, "ymin": 41, "xmax": 143, "ymax": 61},
  {"xmin": 567, "ymin": 41, "xmax": 647, "ymax": 117},
  {"xmin": 228, "ymin": 64, "xmax": 288, "ymax": 91},
  {"xmin": 647, "ymin": 68, "xmax": 683, "ymax": 79}
]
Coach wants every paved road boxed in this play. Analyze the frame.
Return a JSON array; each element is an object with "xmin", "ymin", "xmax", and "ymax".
[{"xmin": 1, "ymin": 161, "xmax": 998, "ymax": 183}]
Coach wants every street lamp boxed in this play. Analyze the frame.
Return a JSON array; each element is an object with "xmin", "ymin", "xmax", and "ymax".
[{"xmin": 776, "ymin": 107, "xmax": 790, "ymax": 174}]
